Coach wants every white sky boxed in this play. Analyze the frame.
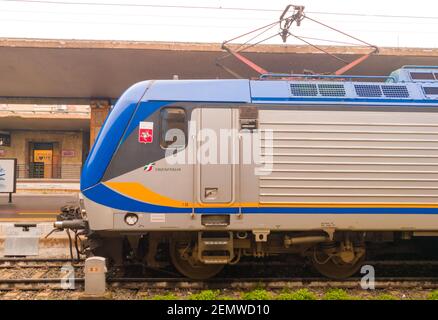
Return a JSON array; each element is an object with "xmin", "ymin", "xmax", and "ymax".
[{"xmin": 0, "ymin": 0, "xmax": 438, "ymax": 48}]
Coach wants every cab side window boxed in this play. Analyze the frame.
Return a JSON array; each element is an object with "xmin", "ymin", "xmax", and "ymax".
[{"xmin": 160, "ymin": 108, "xmax": 187, "ymax": 148}]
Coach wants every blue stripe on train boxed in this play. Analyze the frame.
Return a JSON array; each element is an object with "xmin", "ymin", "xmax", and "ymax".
[
  {"xmin": 195, "ymin": 208, "xmax": 240, "ymax": 214},
  {"xmin": 241, "ymin": 207, "xmax": 438, "ymax": 214}
]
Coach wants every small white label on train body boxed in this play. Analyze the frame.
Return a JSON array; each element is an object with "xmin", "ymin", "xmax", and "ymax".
[{"xmin": 150, "ymin": 214, "xmax": 166, "ymax": 223}]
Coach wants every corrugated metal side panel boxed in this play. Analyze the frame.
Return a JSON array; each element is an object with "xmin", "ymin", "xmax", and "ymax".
[{"xmin": 258, "ymin": 109, "xmax": 438, "ymax": 204}]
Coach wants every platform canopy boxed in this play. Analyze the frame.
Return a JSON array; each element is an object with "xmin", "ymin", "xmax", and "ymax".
[{"xmin": 1, "ymin": 38, "xmax": 438, "ymax": 104}]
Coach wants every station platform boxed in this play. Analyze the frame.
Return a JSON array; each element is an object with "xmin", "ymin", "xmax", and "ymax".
[
  {"xmin": 16, "ymin": 179, "xmax": 80, "ymax": 194},
  {"xmin": 0, "ymin": 181, "xmax": 80, "ymax": 258},
  {"xmin": 0, "ymin": 193, "xmax": 78, "ymax": 222},
  {"xmin": 0, "ymin": 222, "xmax": 71, "ymax": 258}
]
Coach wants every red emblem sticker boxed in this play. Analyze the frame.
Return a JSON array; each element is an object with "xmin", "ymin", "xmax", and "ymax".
[{"xmin": 138, "ymin": 122, "xmax": 153, "ymax": 144}]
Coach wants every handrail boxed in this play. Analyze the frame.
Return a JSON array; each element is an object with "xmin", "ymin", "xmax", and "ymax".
[{"xmin": 259, "ymin": 73, "xmax": 396, "ymax": 82}]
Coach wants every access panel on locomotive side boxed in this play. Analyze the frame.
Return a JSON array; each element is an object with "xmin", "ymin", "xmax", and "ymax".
[{"xmin": 57, "ymin": 68, "xmax": 438, "ymax": 279}]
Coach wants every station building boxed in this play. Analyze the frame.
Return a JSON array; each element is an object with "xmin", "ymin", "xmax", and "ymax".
[{"xmin": 0, "ymin": 104, "xmax": 90, "ymax": 179}]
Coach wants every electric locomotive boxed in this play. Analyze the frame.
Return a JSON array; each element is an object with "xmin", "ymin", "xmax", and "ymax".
[{"xmin": 56, "ymin": 66, "xmax": 438, "ymax": 279}]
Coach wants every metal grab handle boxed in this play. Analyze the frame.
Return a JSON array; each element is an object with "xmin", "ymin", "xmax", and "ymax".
[{"xmin": 402, "ymin": 65, "xmax": 438, "ymax": 70}]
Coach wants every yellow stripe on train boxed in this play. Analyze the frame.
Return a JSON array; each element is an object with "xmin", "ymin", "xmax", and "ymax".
[{"xmin": 104, "ymin": 182, "xmax": 438, "ymax": 209}]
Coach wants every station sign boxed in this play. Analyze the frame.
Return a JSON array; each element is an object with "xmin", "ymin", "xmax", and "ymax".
[
  {"xmin": 62, "ymin": 150, "xmax": 76, "ymax": 157},
  {"xmin": 0, "ymin": 158, "xmax": 17, "ymax": 194}
]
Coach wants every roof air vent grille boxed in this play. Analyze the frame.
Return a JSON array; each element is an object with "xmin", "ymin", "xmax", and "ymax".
[
  {"xmin": 290, "ymin": 83, "xmax": 318, "ymax": 96},
  {"xmin": 354, "ymin": 84, "xmax": 382, "ymax": 97},
  {"xmin": 318, "ymin": 84, "xmax": 346, "ymax": 97},
  {"xmin": 381, "ymin": 85, "xmax": 410, "ymax": 98}
]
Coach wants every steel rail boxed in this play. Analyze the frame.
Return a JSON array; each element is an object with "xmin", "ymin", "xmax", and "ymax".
[{"xmin": 1, "ymin": 258, "xmax": 438, "ymax": 291}]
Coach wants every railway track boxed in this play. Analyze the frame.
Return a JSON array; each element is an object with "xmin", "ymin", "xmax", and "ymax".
[
  {"xmin": 2, "ymin": 258, "xmax": 438, "ymax": 268},
  {"xmin": 0, "ymin": 258, "xmax": 438, "ymax": 292},
  {"xmin": 0, "ymin": 258, "xmax": 83, "ymax": 269},
  {"xmin": 1, "ymin": 276, "xmax": 438, "ymax": 291}
]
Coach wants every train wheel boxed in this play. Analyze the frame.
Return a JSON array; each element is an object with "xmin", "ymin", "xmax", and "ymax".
[
  {"xmin": 311, "ymin": 250, "xmax": 365, "ymax": 279},
  {"xmin": 169, "ymin": 240, "xmax": 224, "ymax": 280}
]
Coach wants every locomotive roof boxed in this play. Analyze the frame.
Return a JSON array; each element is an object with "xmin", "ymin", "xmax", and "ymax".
[{"xmin": 139, "ymin": 66, "xmax": 438, "ymax": 106}]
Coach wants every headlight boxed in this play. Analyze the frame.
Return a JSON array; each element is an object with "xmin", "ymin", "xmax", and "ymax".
[{"xmin": 124, "ymin": 213, "xmax": 139, "ymax": 226}]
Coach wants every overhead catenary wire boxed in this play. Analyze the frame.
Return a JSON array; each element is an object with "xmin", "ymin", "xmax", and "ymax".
[
  {"xmin": 234, "ymin": 23, "xmax": 279, "ymax": 53},
  {"xmin": 1, "ymin": 1, "xmax": 438, "ymax": 37},
  {"xmin": 2, "ymin": 16, "xmax": 438, "ymax": 35},
  {"xmin": 1, "ymin": 18, "xmax": 438, "ymax": 37},
  {"xmin": 288, "ymin": 33, "xmax": 349, "ymax": 64},
  {"xmin": 3, "ymin": 8, "xmax": 438, "ymax": 26},
  {"xmin": 1, "ymin": 0, "xmax": 438, "ymax": 49},
  {"xmin": 2, "ymin": 0, "xmax": 438, "ymax": 21},
  {"xmin": 290, "ymin": 35, "xmax": 365, "ymax": 46},
  {"xmin": 304, "ymin": 15, "xmax": 377, "ymax": 48}
]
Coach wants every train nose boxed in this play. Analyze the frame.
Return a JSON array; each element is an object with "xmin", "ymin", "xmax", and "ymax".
[{"xmin": 80, "ymin": 81, "xmax": 150, "ymax": 191}]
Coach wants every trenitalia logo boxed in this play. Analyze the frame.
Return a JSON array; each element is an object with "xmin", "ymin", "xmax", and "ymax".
[{"xmin": 143, "ymin": 162, "xmax": 155, "ymax": 172}]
